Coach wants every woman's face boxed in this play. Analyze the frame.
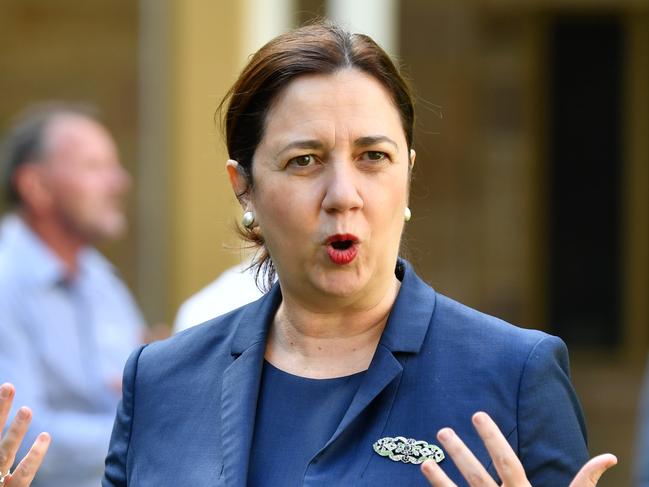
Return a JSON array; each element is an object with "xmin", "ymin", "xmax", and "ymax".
[{"xmin": 237, "ymin": 68, "xmax": 413, "ymax": 308}]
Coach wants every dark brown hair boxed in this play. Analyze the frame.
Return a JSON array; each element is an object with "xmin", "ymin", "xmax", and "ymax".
[{"xmin": 218, "ymin": 21, "xmax": 415, "ymax": 290}]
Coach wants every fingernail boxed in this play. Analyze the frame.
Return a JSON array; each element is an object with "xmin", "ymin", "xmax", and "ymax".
[
  {"xmin": 438, "ymin": 428, "xmax": 453, "ymax": 441},
  {"xmin": 17, "ymin": 407, "xmax": 30, "ymax": 420},
  {"xmin": 474, "ymin": 412, "xmax": 486, "ymax": 425},
  {"xmin": 0, "ymin": 385, "xmax": 9, "ymax": 399}
]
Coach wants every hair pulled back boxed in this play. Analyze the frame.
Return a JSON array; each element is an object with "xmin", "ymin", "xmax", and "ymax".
[{"xmin": 218, "ymin": 21, "xmax": 415, "ymax": 290}]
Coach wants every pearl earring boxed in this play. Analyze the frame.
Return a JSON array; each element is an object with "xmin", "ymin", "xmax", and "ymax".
[
  {"xmin": 242, "ymin": 211, "xmax": 255, "ymax": 228},
  {"xmin": 404, "ymin": 207, "xmax": 412, "ymax": 222}
]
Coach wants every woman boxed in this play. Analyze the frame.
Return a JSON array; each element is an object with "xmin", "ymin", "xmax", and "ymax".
[{"xmin": 98, "ymin": 23, "xmax": 615, "ymax": 486}]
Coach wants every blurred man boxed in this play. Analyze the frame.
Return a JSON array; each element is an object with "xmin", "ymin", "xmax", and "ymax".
[{"xmin": 0, "ymin": 104, "xmax": 144, "ymax": 487}]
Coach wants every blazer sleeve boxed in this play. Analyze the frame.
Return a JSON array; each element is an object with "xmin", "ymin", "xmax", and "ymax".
[
  {"xmin": 517, "ymin": 335, "xmax": 589, "ymax": 486},
  {"xmin": 102, "ymin": 345, "xmax": 146, "ymax": 487}
]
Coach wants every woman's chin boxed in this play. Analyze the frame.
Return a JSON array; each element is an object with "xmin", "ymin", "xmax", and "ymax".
[{"xmin": 308, "ymin": 269, "xmax": 369, "ymax": 301}]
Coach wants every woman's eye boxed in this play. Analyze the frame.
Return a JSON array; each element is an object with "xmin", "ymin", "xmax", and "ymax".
[
  {"xmin": 363, "ymin": 151, "xmax": 387, "ymax": 161},
  {"xmin": 288, "ymin": 155, "xmax": 315, "ymax": 167}
]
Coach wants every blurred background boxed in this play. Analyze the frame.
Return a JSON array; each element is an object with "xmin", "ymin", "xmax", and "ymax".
[{"xmin": 0, "ymin": 0, "xmax": 647, "ymax": 484}]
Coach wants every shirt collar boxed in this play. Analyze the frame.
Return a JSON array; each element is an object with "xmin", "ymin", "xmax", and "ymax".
[
  {"xmin": 378, "ymin": 259, "xmax": 437, "ymax": 354},
  {"xmin": 0, "ymin": 214, "xmax": 107, "ymax": 287},
  {"xmin": 231, "ymin": 282, "xmax": 281, "ymax": 355}
]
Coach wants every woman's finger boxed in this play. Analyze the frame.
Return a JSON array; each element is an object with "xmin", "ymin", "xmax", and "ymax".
[
  {"xmin": 5, "ymin": 432, "xmax": 51, "ymax": 487},
  {"xmin": 0, "ymin": 407, "xmax": 32, "ymax": 472},
  {"xmin": 471, "ymin": 412, "xmax": 530, "ymax": 486},
  {"xmin": 0, "ymin": 384, "xmax": 15, "ymax": 435},
  {"xmin": 568, "ymin": 453, "xmax": 617, "ymax": 487},
  {"xmin": 435, "ymin": 427, "xmax": 498, "ymax": 487},
  {"xmin": 421, "ymin": 458, "xmax": 458, "ymax": 486}
]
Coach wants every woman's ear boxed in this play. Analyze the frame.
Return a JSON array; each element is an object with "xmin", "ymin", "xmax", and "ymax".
[
  {"xmin": 226, "ymin": 159, "xmax": 250, "ymax": 210},
  {"xmin": 409, "ymin": 149, "xmax": 416, "ymax": 170}
]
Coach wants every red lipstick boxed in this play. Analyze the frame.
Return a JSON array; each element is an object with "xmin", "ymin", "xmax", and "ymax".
[{"xmin": 325, "ymin": 234, "xmax": 359, "ymax": 265}]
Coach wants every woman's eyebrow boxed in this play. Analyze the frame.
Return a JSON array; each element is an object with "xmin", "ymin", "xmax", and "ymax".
[
  {"xmin": 275, "ymin": 139, "xmax": 325, "ymax": 158},
  {"xmin": 354, "ymin": 135, "xmax": 398, "ymax": 150}
]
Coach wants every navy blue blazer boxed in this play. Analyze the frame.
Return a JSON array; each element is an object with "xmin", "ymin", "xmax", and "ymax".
[{"xmin": 103, "ymin": 261, "xmax": 588, "ymax": 486}]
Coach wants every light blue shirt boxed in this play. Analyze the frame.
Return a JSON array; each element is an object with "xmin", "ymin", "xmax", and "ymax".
[{"xmin": 0, "ymin": 214, "xmax": 144, "ymax": 487}]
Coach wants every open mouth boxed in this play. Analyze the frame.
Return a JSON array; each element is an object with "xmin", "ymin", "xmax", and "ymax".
[
  {"xmin": 325, "ymin": 234, "xmax": 359, "ymax": 265},
  {"xmin": 330, "ymin": 239, "xmax": 354, "ymax": 250}
]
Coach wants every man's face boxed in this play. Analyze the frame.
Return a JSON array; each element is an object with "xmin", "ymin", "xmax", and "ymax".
[{"xmin": 40, "ymin": 115, "xmax": 131, "ymax": 242}]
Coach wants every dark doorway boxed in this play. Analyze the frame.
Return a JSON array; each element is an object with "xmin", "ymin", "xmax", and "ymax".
[{"xmin": 548, "ymin": 16, "xmax": 623, "ymax": 348}]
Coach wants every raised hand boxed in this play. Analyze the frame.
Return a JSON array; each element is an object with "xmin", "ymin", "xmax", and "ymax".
[
  {"xmin": 420, "ymin": 411, "xmax": 616, "ymax": 487},
  {"xmin": 568, "ymin": 454, "xmax": 618, "ymax": 487},
  {"xmin": 0, "ymin": 384, "xmax": 50, "ymax": 487}
]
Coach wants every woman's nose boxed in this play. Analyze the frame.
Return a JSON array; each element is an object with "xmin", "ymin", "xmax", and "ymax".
[{"xmin": 321, "ymin": 162, "xmax": 363, "ymax": 213}]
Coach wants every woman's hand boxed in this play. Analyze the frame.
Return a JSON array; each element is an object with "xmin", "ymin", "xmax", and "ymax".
[
  {"xmin": 0, "ymin": 383, "xmax": 50, "ymax": 487},
  {"xmin": 420, "ymin": 411, "xmax": 616, "ymax": 486}
]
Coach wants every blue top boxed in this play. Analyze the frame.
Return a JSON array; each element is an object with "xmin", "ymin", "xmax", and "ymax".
[
  {"xmin": 0, "ymin": 214, "xmax": 145, "ymax": 487},
  {"xmin": 248, "ymin": 361, "xmax": 365, "ymax": 486},
  {"xmin": 104, "ymin": 259, "xmax": 589, "ymax": 487}
]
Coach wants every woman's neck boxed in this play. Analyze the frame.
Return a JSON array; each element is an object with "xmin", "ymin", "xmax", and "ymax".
[{"xmin": 265, "ymin": 276, "xmax": 401, "ymax": 379}]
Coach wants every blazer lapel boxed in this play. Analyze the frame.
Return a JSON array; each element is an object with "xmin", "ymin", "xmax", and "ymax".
[
  {"xmin": 325, "ymin": 260, "xmax": 437, "ymax": 452},
  {"xmin": 220, "ymin": 284, "xmax": 282, "ymax": 487},
  {"xmin": 220, "ymin": 341, "xmax": 265, "ymax": 486},
  {"xmin": 326, "ymin": 343, "xmax": 403, "ymax": 448}
]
